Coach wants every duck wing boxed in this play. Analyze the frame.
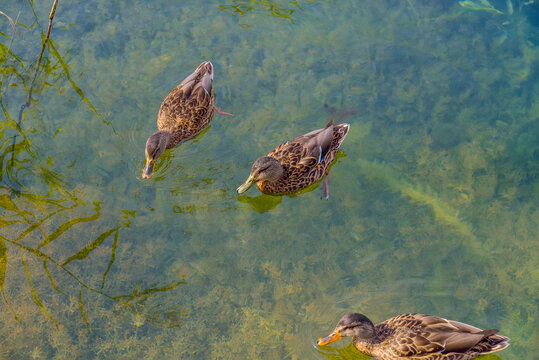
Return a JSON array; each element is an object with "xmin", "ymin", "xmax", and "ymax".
[
  {"xmin": 177, "ymin": 61, "xmax": 213, "ymax": 99},
  {"xmin": 157, "ymin": 62, "xmax": 214, "ymax": 134},
  {"xmin": 382, "ymin": 314, "xmax": 506, "ymax": 357},
  {"xmin": 296, "ymin": 119, "xmax": 335, "ymax": 168}
]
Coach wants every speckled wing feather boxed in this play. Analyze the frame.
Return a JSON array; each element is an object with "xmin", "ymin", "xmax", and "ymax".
[
  {"xmin": 157, "ymin": 71, "xmax": 215, "ymax": 149},
  {"xmin": 360, "ymin": 314, "xmax": 509, "ymax": 360}
]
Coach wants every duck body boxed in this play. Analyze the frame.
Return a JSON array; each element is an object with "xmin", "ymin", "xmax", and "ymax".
[
  {"xmin": 143, "ymin": 61, "xmax": 232, "ymax": 179},
  {"xmin": 237, "ymin": 120, "xmax": 350, "ymax": 197},
  {"xmin": 156, "ymin": 63, "xmax": 216, "ymax": 149},
  {"xmin": 318, "ymin": 313, "xmax": 510, "ymax": 360}
]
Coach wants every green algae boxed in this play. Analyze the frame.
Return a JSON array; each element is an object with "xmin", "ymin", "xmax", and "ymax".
[
  {"xmin": 459, "ymin": 0, "xmax": 504, "ymax": 14},
  {"xmin": 356, "ymin": 158, "xmax": 481, "ymax": 250}
]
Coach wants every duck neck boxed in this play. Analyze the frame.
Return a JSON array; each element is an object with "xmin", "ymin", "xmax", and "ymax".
[
  {"xmin": 352, "ymin": 332, "xmax": 382, "ymax": 357},
  {"xmin": 354, "ymin": 322, "xmax": 383, "ymax": 344},
  {"xmin": 155, "ymin": 130, "xmax": 173, "ymax": 149},
  {"xmin": 262, "ymin": 158, "xmax": 285, "ymax": 183},
  {"xmin": 355, "ymin": 334, "xmax": 379, "ymax": 345},
  {"xmin": 359, "ymin": 324, "xmax": 394, "ymax": 346}
]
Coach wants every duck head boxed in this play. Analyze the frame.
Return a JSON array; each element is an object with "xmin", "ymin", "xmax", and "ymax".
[
  {"xmin": 318, "ymin": 313, "xmax": 375, "ymax": 346},
  {"xmin": 142, "ymin": 131, "xmax": 170, "ymax": 179},
  {"xmin": 237, "ymin": 156, "xmax": 284, "ymax": 193}
]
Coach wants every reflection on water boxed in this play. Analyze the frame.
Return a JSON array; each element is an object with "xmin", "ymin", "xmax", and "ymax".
[{"xmin": 0, "ymin": 0, "xmax": 537, "ymax": 359}]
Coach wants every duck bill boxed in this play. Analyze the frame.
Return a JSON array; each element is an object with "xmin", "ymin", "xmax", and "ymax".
[
  {"xmin": 142, "ymin": 160, "xmax": 155, "ymax": 179},
  {"xmin": 317, "ymin": 331, "xmax": 341, "ymax": 346},
  {"xmin": 237, "ymin": 175, "xmax": 255, "ymax": 194}
]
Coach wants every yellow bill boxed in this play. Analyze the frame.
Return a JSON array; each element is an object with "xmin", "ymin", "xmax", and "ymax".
[{"xmin": 237, "ymin": 175, "xmax": 255, "ymax": 194}]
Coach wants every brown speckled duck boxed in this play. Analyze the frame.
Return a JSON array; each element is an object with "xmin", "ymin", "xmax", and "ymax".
[
  {"xmin": 318, "ymin": 313, "xmax": 510, "ymax": 360},
  {"xmin": 236, "ymin": 120, "xmax": 349, "ymax": 199},
  {"xmin": 142, "ymin": 61, "xmax": 232, "ymax": 179}
]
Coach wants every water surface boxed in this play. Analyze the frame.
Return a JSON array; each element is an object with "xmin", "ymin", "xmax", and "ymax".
[{"xmin": 0, "ymin": 0, "xmax": 537, "ymax": 359}]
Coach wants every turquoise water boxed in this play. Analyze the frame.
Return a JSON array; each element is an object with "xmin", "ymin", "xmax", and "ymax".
[{"xmin": 1, "ymin": 0, "xmax": 537, "ymax": 359}]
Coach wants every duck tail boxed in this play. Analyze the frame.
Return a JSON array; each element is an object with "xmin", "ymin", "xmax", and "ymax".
[
  {"xmin": 476, "ymin": 330, "xmax": 510, "ymax": 354},
  {"xmin": 334, "ymin": 123, "xmax": 350, "ymax": 146},
  {"xmin": 325, "ymin": 119, "xmax": 335, "ymax": 128}
]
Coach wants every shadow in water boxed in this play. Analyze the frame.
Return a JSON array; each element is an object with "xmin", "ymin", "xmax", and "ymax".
[
  {"xmin": 237, "ymin": 193, "xmax": 282, "ymax": 213},
  {"xmin": 314, "ymin": 342, "xmax": 371, "ymax": 360}
]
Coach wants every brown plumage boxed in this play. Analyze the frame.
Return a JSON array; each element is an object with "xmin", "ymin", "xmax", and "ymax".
[
  {"xmin": 236, "ymin": 120, "xmax": 350, "ymax": 198},
  {"xmin": 142, "ymin": 61, "xmax": 232, "ymax": 179},
  {"xmin": 318, "ymin": 313, "xmax": 510, "ymax": 360}
]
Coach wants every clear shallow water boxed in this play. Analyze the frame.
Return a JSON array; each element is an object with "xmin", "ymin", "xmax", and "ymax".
[{"xmin": 0, "ymin": 0, "xmax": 537, "ymax": 359}]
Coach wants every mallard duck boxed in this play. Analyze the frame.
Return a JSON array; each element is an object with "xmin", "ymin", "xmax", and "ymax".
[
  {"xmin": 142, "ymin": 61, "xmax": 232, "ymax": 178},
  {"xmin": 236, "ymin": 120, "xmax": 349, "ymax": 199},
  {"xmin": 318, "ymin": 313, "xmax": 510, "ymax": 360}
]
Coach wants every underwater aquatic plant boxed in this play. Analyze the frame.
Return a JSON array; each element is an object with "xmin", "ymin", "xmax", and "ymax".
[
  {"xmin": 458, "ymin": 0, "xmax": 504, "ymax": 14},
  {"xmin": 356, "ymin": 159, "xmax": 482, "ymax": 250},
  {"xmin": 0, "ymin": 10, "xmax": 18, "ymax": 35},
  {"xmin": 459, "ymin": 0, "xmax": 535, "ymax": 16},
  {"xmin": 458, "ymin": 0, "xmax": 537, "ymax": 45},
  {"xmin": 217, "ymin": 0, "xmax": 317, "ymax": 25},
  {"xmin": 1, "ymin": 0, "xmax": 537, "ymax": 358},
  {"xmin": 0, "ymin": 1, "xmax": 187, "ymax": 342}
]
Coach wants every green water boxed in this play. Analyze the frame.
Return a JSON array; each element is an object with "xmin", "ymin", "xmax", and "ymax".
[{"xmin": 1, "ymin": 0, "xmax": 537, "ymax": 359}]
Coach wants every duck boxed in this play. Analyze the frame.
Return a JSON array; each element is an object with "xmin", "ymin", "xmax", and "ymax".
[
  {"xmin": 236, "ymin": 119, "xmax": 349, "ymax": 199},
  {"xmin": 142, "ymin": 61, "xmax": 232, "ymax": 179},
  {"xmin": 318, "ymin": 313, "xmax": 510, "ymax": 360}
]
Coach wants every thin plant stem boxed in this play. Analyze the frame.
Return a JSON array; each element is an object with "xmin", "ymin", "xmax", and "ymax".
[{"xmin": 12, "ymin": 0, "xmax": 59, "ymax": 165}]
